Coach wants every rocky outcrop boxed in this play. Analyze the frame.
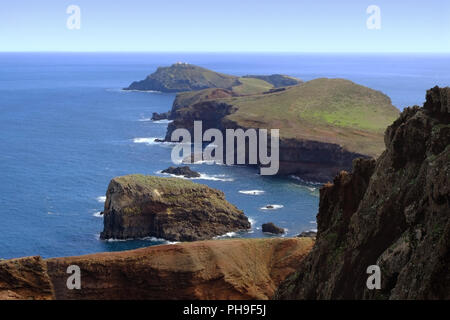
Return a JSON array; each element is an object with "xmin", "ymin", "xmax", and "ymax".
[
  {"xmin": 100, "ymin": 175, "xmax": 250, "ymax": 241},
  {"xmin": 161, "ymin": 166, "xmax": 200, "ymax": 178},
  {"xmin": 276, "ymin": 86, "xmax": 450, "ymax": 300},
  {"xmin": 262, "ymin": 223, "xmax": 285, "ymax": 234},
  {"xmin": 0, "ymin": 256, "xmax": 54, "ymax": 300},
  {"xmin": 151, "ymin": 111, "xmax": 171, "ymax": 121},
  {"xmin": 2, "ymin": 238, "xmax": 314, "ymax": 300}
]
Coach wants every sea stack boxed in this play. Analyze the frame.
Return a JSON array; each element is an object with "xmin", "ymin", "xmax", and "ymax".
[{"xmin": 100, "ymin": 175, "xmax": 250, "ymax": 241}]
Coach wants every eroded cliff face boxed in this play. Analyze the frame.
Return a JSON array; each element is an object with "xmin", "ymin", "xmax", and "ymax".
[
  {"xmin": 1, "ymin": 238, "xmax": 314, "ymax": 300},
  {"xmin": 100, "ymin": 175, "xmax": 250, "ymax": 241},
  {"xmin": 276, "ymin": 86, "xmax": 450, "ymax": 299},
  {"xmin": 165, "ymin": 100, "xmax": 368, "ymax": 182},
  {"xmin": 0, "ymin": 256, "xmax": 54, "ymax": 300}
]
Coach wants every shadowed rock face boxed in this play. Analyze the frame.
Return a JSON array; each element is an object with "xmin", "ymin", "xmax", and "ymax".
[
  {"xmin": 100, "ymin": 175, "xmax": 250, "ymax": 241},
  {"xmin": 276, "ymin": 87, "xmax": 450, "ymax": 300},
  {"xmin": 1, "ymin": 238, "xmax": 314, "ymax": 300},
  {"xmin": 0, "ymin": 256, "xmax": 54, "ymax": 300}
]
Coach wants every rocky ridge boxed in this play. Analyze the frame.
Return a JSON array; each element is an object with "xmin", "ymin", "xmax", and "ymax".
[
  {"xmin": 1, "ymin": 238, "xmax": 314, "ymax": 300},
  {"xmin": 276, "ymin": 86, "xmax": 450, "ymax": 299}
]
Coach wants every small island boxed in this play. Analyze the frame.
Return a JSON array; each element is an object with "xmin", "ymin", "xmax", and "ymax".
[
  {"xmin": 161, "ymin": 166, "xmax": 201, "ymax": 178},
  {"xmin": 124, "ymin": 62, "xmax": 302, "ymax": 93},
  {"xmin": 100, "ymin": 175, "xmax": 250, "ymax": 241}
]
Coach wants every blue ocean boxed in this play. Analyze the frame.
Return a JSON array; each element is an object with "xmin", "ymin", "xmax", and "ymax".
[{"xmin": 1, "ymin": 53, "xmax": 449, "ymax": 259}]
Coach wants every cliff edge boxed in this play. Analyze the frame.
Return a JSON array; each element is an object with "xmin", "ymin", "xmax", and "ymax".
[
  {"xmin": 1, "ymin": 238, "xmax": 314, "ymax": 300},
  {"xmin": 276, "ymin": 86, "xmax": 450, "ymax": 299}
]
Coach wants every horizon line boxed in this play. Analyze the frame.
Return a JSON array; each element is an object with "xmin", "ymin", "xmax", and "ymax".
[{"xmin": 1, "ymin": 51, "xmax": 450, "ymax": 55}]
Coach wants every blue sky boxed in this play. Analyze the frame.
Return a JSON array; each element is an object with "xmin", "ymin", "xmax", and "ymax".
[{"xmin": 1, "ymin": 0, "xmax": 449, "ymax": 52}]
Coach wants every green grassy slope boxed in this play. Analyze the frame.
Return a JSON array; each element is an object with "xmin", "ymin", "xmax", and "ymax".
[{"xmin": 217, "ymin": 78, "xmax": 399, "ymax": 157}]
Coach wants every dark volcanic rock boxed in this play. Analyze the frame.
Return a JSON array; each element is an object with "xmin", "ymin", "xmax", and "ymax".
[
  {"xmin": 151, "ymin": 111, "xmax": 171, "ymax": 121},
  {"xmin": 161, "ymin": 166, "xmax": 200, "ymax": 178},
  {"xmin": 276, "ymin": 86, "xmax": 450, "ymax": 300},
  {"xmin": 100, "ymin": 175, "xmax": 250, "ymax": 241},
  {"xmin": 262, "ymin": 223, "xmax": 285, "ymax": 234}
]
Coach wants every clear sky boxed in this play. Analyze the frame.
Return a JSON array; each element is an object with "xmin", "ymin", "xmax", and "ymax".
[{"xmin": 1, "ymin": 0, "xmax": 449, "ymax": 52}]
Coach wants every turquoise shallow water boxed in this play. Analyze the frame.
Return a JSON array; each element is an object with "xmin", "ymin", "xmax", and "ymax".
[{"xmin": 1, "ymin": 53, "xmax": 449, "ymax": 259}]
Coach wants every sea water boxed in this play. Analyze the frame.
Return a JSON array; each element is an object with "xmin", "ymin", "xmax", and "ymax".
[{"xmin": 1, "ymin": 52, "xmax": 449, "ymax": 259}]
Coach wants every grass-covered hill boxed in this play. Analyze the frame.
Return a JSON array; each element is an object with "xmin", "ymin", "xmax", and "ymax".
[
  {"xmin": 124, "ymin": 63, "xmax": 302, "ymax": 93},
  {"xmin": 169, "ymin": 78, "xmax": 400, "ymax": 158}
]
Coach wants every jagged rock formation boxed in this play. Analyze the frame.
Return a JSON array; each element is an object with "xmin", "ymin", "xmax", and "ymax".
[
  {"xmin": 165, "ymin": 78, "xmax": 399, "ymax": 182},
  {"xmin": 2, "ymin": 238, "xmax": 314, "ymax": 300},
  {"xmin": 100, "ymin": 175, "xmax": 250, "ymax": 241},
  {"xmin": 161, "ymin": 166, "xmax": 201, "ymax": 178},
  {"xmin": 0, "ymin": 256, "xmax": 54, "ymax": 300},
  {"xmin": 276, "ymin": 86, "xmax": 450, "ymax": 300}
]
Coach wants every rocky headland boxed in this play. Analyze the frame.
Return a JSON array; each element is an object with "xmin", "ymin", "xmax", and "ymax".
[
  {"xmin": 100, "ymin": 175, "xmax": 250, "ymax": 241},
  {"xmin": 276, "ymin": 86, "xmax": 450, "ymax": 299},
  {"xmin": 124, "ymin": 63, "xmax": 301, "ymax": 93},
  {"xmin": 1, "ymin": 238, "xmax": 314, "ymax": 300},
  {"xmin": 164, "ymin": 77, "xmax": 400, "ymax": 182}
]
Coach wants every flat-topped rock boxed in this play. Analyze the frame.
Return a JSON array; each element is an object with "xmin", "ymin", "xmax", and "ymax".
[{"xmin": 100, "ymin": 175, "xmax": 250, "ymax": 241}]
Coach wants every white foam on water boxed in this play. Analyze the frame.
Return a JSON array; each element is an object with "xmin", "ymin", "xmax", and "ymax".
[
  {"xmin": 214, "ymin": 232, "xmax": 238, "ymax": 239},
  {"xmin": 96, "ymin": 196, "xmax": 106, "ymax": 203},
  {"xmin": 157, "ymin": 170, "xmax": 233, "ymax": 182},
  {"xmin": 97, "ymin": 234, "xmax": 175, "ymax": 244},
  {"xmin": 137, "ymin": 117, "xmax": 152, "ymax": 122},
  {"xmin": 260, "ymin": 204, "xmax": 284, "ymax": 210},
  {"xmin": 93, "ymin": 211, "xmax": 103, "ymax": 218},
  {"xmin": 239, "ymin": 190, "xmax": 265, "ymax": 195},
  {"xmin": 133, "ymin": 137, "xmax": 161, "ymax": 145},
  {"xmin": 152, "ymin": 119, "xmax": 173, "ymax": 124},
  {"xmin": 195, "ymin": 174, "xmax": 233, "ymax": 182}
]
